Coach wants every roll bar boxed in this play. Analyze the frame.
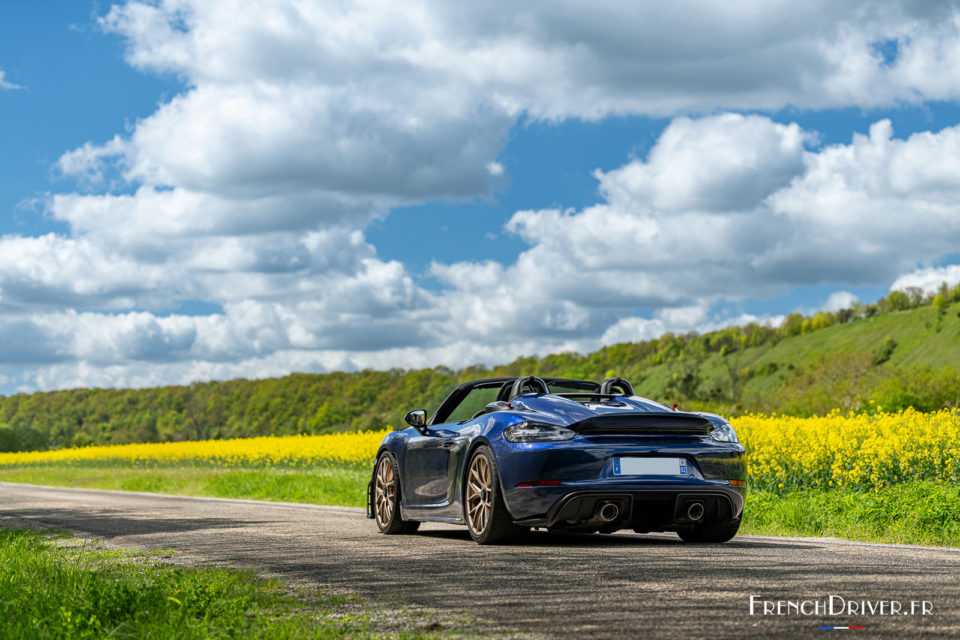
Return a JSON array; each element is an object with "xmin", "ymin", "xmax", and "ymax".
[
  {"xmin": 599, "ymin": 377, "xmax": 635, "ymax": 396},
  {"xmin": 508, "ymin": 376, "xmax": 550, "ymax": 400}
]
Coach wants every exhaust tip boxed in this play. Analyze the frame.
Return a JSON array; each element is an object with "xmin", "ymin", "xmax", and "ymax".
[
  {"xmin": 687, "ymin": 501, "xmax": 705, "ymax": 521},
  {"xmin": 598, "ymin": 502, "xmax": 619, "ymax": 523}
]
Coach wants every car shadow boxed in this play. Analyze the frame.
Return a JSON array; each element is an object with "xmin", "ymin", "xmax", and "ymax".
[{"xmin": 414, "ymin": 527, "xmax": 811, "ymax": 549}]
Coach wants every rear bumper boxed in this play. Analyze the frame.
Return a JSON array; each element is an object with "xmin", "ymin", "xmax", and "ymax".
[
  {"xmin": 495, "ymin": 436, "xmax": 746, "ymax": 526},
  {"xmin": 506, "ymin": 482, "xmax": 745, "ymax": 530}
]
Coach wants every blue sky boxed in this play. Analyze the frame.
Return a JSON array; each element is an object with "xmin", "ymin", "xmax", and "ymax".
[
  {"xmin": 0, "ymin": 1, "xmax": 181, "ymax": 235},
  {"xmin": 3, "ymin": 1, "xmax": 960, "ymax": 393}
]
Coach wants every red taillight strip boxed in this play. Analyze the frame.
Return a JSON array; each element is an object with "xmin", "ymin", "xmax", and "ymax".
[
  {"xmin": 729, "ymin": 479, "xmax": 746, "ymax": 486},
  {"xmin": 515, "ymin": 480, "xmax": 563, "ymax": 488}
]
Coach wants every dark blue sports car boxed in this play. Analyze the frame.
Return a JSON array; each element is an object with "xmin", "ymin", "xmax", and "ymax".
[{"xmin": 367, "ymin": 376, "xmax": 746, "ymax": 544}]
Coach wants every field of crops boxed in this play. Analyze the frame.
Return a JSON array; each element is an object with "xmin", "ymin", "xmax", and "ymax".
[
  {"xmin": 738, "ymin": 408, "xmax": 960, "ymax": 492},
  {"xmin": 0, "ymin": 428, "xmax": 390, "ymax": 467},
  {"xmin": 2, "ymin": 410, "xmax": 959, "ymax": 545},
  {"xmin": 3, "ymin": 410, "xmax": 959, "ymax": 492}
]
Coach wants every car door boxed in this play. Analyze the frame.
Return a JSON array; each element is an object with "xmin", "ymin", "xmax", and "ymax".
[
  {"xmin": 402, "ymin": 428, "xmax": 460, "ymax": 506},
  {"xmin": 402, "ymin": 383, "xmax": 500, "ymax": 507}
]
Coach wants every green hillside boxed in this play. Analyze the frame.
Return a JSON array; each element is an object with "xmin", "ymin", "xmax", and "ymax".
[{"xmin": 2, "ymin": 287, "xmax": 960, "ymax": 452}]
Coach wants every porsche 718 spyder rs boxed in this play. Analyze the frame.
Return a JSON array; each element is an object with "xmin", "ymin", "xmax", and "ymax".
[{"xmin": 366, "ymin": 376, "xmax": 746, "ymax": 544}]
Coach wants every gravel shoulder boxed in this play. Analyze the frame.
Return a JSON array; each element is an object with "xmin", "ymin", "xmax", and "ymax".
[{"xmin": 2, "ymin": 482, "xmax": 959, "ymax": 638}]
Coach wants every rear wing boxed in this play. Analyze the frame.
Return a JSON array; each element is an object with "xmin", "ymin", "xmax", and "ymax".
[{"xmin": 571, "ymin": 412, "xmax": 713, "ymax": 436}]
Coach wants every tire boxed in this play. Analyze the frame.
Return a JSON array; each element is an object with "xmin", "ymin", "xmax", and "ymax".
[
  {"xmin": 464, "ymin": 445, "xmax": 525, "ymax": 544},
  {"xmin": 373, "ymin": 453, "xmax": 420, "ymax": 534},
  {"xmin": 677, "ymin": 519, "xmax": 740, "ymax": 543}
]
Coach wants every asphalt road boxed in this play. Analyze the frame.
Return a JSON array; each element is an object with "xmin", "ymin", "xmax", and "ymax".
[{"xmin": 1, "ymin": 482, "xmax": 958, "ymax": 638}]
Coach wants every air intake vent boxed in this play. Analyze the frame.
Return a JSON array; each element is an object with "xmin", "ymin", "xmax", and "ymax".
[{"xmin": 573, "ymin": 412, "xmax": 712, "ymax": 435}]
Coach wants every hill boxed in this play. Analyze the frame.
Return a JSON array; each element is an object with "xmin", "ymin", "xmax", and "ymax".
[{"xmin": 2, "ymin": 285, "xmax": 960, "ymax": 452}]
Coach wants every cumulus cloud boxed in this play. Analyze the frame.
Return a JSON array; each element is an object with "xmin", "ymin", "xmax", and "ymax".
[
  {"xmin": 821, "ymin": 291, "xmax": 860, "ymax": 313},
  {"xmin": 453, "ymin": 116, "xmax": 960, "ymax": 317},
  {"xmin": 11, "ymin": 111, "xmax": 960, "ymax": 390},
  {"xmin": 10, "ymin": 106, "xmax": 960, "ymax": 391},
  {"xmin": 11, "ymin": 339, "xmax": 585, "ymax": 393},
  {"xmin": 8, "ymin": 1, "xmax": 960, "ymax": 391},
  {"xmin": 597, "ymin": 115, "xmax": 809, "ymax": 213},
  {"xmin": 890, "ymin": 264, "xmax": 960, "ymax": 295},
  {"xmin": 422, "ymin": 113, "xmax": 960, "ymax": 365},
  {"xmin": 0, "ymin": 70, "xmax": 21, "ymax": 90},
  {"xmin": 99, "ymin": 0, "xmax": 960, "ymax": 120},
  {"xmin": 61, "ymin": 1, "xmax": 960, "ymax": 215}
]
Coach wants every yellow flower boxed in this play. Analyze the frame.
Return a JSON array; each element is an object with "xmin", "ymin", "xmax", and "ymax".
[
  {"xmin": 0, "ymin": 429, "xmax": 390, "ymax": 467},
  {"xmin": 733, "ymin": 408, "xmax": 960, "ymax": 492},
  {"xmin": 3, "ymin": 408, "xmax": 959, "ymax": 497}
]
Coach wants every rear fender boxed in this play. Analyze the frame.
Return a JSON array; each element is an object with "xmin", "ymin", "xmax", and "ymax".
[{"xmin": 459, "ymin": 437, "xmax": 515, "ymax": 520}]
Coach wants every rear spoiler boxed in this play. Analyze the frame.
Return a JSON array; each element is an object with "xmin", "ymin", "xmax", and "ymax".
[{"xmin": 571, "ymin": 412, "xmax": 713, "ymax": 436}]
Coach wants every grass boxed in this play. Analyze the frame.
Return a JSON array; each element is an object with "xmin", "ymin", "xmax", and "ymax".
[
  {"xmin": 0, "ymin": 526, "xmax": 487, "ymax": 639},
  {"xmin": 741, "ymin": 481, "xmax": 960, "ymax": 547},
  {"xmin": 3, "ymin": 461, "xmax": 959, "ymax": 547},
  {"xmin": 0, "ymin": 461, "xmax": 370, "ymax": 507}
]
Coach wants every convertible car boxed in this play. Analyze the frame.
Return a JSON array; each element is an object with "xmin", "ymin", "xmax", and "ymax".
[{"xmin": 366, "ymin": 376, "xmax": 746, "ymax": 544}]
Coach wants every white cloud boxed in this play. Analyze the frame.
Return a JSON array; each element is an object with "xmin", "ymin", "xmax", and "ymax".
[
  {"xmin": 11, "ymin": 108, "xmax": 960, "ymax": 391},
  {"xmin": 62, "ymin": 1, "xmax": 960, "ymax": 214},
  {"xmin": 821, "ymin": 291, "xmax": 859, "ymax": 313},
  {"xmin": 597, "ymin": 114, "xmax": 809, "ymax": 213},
  {"xmin": 0, "ymin": 234, "xmax": 172, "ymax": 311},
  {"xmin": 0, "ymin": 309, "xmax": 600, "ymax": 391},
  {"xmin": 486, "ymin": 162, "xmax": 505, "ymax": 177},
  {"xmin": 0, "ymin": 70, "xmax": 21, "ymax": 90},
  {"xmin": 472, "ymin": 116, "xmax": 960, "ymax": 315},
  {"xmin": 10, "ymin": 2, "xmax": 960, "ymax": 391},
  {"xmin": 48, "ymin": 187, "xmax": 384, "ymax": 247},
  {"xmin": 890, "ymin": 264, "xmax": 960, "ymax": 295},
  {"xmin": 423, "ymin": 113, "xmax": 960, "ymax": 364}
]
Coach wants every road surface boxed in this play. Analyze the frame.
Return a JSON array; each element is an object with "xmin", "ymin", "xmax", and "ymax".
[{"xmin": 1, "ymin": 482, "xmax": 958, "ymax": 638}]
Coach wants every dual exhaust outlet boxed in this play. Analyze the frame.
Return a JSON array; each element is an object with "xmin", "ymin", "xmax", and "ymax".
[{"xmin": 593, "ymin": 499, "xmax": 705, "ymax": 524}]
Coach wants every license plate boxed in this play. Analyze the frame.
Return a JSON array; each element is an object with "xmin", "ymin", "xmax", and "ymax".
[{"xmin": 613, "ymin": 457, "xmax": 687, "ymax": 476}]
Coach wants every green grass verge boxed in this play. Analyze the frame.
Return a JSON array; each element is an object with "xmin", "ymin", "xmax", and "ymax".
[
  {"xmin": 0, "ymin": 462, "xmax": 369, "ymax": 507},
  {"xmin": 741, "ymin": 481, "xmax": 960, "ymax": 547},
  {"xmin": 3, "ymin": 463, "xmax": 959, "ymax": 547},
  {"xmin": 0, "ymin": 527, "xmax": 475, "ymax": 639}
]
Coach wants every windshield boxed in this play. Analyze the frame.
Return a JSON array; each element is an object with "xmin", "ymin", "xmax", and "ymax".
[{"xmin": 446, "ymin": 385, "xmax": 501, "ymax": 423}]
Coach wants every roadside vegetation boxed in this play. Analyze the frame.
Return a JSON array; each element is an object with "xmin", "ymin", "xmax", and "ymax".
[
  {"xmin": 3, "ymin": 409, "xmax": 959, "ymax": 546},
  {"xmin": 0, "ymin": 461, "xmax": 370, "ymax": 508},
  {"xmin": 736, "ymin": 408, "xmax": 960, "ymax": 546},
  {"xmin": 2, "ymin": 284, "xmax": 960, "ymax": 453},
  {"xmin": 0, "ymin": 527, "xmax": 491, "ymax": 639},
  {"xmin": 743, "ymin": 482, "xmax": 960, "ymax": 546}
]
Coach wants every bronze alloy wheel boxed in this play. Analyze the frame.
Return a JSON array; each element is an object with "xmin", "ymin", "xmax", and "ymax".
[
  {"xmin": 372, "ymin": 453, "xmax": 420, "ymax": 534},
  {"xmin": 466, "ymin": 452, "xmax": 493, "ymax": 534},
  {"xmin": 374, "ymin": 455, "xmax": 396, "ymax": 529},
  {"xmin": 464, "ymin": 445, "xmax": 524, "ymax": 544}
]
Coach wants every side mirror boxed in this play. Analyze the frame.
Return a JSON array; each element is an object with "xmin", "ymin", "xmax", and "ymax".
[{"xmin": 404, "ymin": 409, "xmax": 428, "ymax": 434}]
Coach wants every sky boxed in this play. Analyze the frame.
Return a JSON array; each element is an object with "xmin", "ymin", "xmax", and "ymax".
[{"xmin": 3, "ymin": 1, "xmax": 960, "ymax": 394}]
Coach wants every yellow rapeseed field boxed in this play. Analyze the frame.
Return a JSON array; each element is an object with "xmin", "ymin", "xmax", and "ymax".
[
  {"xmin": 736, "ymin": 408, "xmax": 960, "ymax": 492},
  {"xmin": 1, "ymin": 410, "xmax": 958, "ymax": 493},
  {"xmin": 0, "ymin": 429, "xmax": 390, "ymax": 467}
]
